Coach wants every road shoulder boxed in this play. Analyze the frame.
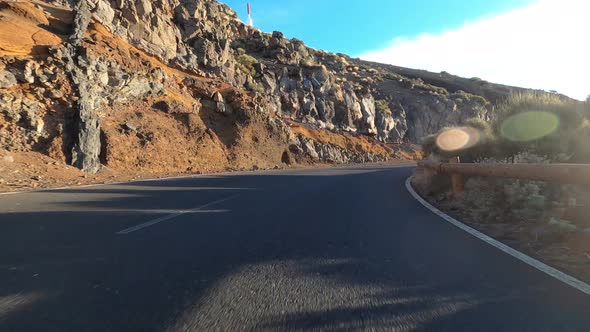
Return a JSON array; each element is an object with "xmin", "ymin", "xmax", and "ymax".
[{"xmin": 405, "ymin": 176, "xmax": 590, "ymax": 297}]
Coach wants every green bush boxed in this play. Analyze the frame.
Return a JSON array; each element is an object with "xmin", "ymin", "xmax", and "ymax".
[{"xmin": 236, "ymin": 54, "xmax": 258, "ymax": 76}]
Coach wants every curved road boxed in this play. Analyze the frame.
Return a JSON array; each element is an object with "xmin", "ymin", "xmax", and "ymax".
[{"xmin": 0, "ymin": 165, "xmax": 588, "ymax": 331}]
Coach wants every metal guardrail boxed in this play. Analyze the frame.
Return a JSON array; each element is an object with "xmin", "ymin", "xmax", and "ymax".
[{"xmin": 418, "ymin": 159, "xmax": 590, "ymax": 192}]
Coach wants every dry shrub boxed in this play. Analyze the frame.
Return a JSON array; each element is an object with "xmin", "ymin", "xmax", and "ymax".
[
  {"xmin": 459, "ymin": 177, "xmax": 547, "ymax": 224},
  {"xmin": 236, "ymin": 54, "xmax": 258, "ymax": 76},
  {"xmin": 455, "ymin": 153, "xmax": 552, "ymax": 223},
  {"xmin": 422, "ymin": 92, "xmax": 588, "ymax": 163}
]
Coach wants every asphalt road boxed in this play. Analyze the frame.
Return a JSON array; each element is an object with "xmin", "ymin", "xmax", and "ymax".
[{"xmin": 0, "ymin": 164, "xmax": 589, "ymax": 331}]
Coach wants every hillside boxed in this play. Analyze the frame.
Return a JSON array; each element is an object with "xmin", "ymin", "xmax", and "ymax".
[{"xmin": 0, "ymin": 0, "xmax": 548, "ymax": 190}]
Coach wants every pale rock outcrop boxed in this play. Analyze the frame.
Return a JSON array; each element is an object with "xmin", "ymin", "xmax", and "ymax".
[{"xmin": 1, "ymin": 0, "xmax": 522, "ymax": 170}]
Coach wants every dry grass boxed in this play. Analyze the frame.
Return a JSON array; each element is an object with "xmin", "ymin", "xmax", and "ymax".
[{"xmin": 496, "ymin": 91, "xmax": 582, "ymax": 118}]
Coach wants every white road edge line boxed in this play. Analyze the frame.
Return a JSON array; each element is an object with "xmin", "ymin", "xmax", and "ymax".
[
  {"xmin": 116, "ymin": 195, "xmax": 238, "ymax": 235},
  {"xmin": 405, "ymin": 176, "xmax": 590, "ymax": 297}
]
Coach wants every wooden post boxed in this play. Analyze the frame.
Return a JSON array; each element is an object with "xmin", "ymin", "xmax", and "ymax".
[{"xmin": 449, "ymin": 156, "xmax": 464, "ymax": 193}]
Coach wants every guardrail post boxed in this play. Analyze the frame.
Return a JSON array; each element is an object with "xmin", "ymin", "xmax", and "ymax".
[{"xmin": 449, "ymin": 156, "xmax": 464, "ymax": 193}]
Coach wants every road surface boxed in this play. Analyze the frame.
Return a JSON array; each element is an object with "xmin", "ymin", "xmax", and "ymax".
[{"xmin": 0, "ymin": 165, "xmax": 588, "ymax": 331}]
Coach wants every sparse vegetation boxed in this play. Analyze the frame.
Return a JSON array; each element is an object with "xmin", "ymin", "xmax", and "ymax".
[
  {"xmin": 414, "ymin": 80, "xmax": 448, "ymax": 95},
  {"xmin": 415, "ymin": 91, "xmax": 590, "ymax": 280},
  {"xmin": 451, "ymin": 90, "xmax": 488, "ymax": 105},
  {"xmin": 375, "ymin": 100, "xmax": 391, "ymax": 116},
  {"xmin": 383, "ymin": 72, "xmax": 403, "ymax": 81},
  {"xmin": 494, "ymin": 92, "xmax": 586, "ymax": 162},
  {"xmin": 460, "ymin": 176, "xmax": 547, "ymax": 224},
  {"xmin": 236, "ymin": 53, "xmax": 258, "ymax": 76},
  {"xmin": 423, "ymin": 92, "xmax": 589, "ymax": 163},
  {"xmin": 246, "ymin": 81, "xmax": 265, "ymax": 94},
  {"xmin": 496, "ymin": 91, "xmax": 573, "ymax": 116},
  {"xmin": 383, "ymin": 73, "xmax": 448, "ymax": 95}
]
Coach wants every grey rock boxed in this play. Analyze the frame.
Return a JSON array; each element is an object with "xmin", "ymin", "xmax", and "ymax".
[
  {"xmin": 302, "ymin": 80, "xmax": 313, "ymax": 92},
  {"xmin": 404, "ymin": 95, "xmax": 488, "ymax": 141},
  {"xmin": 70, "ymin": 0, "xmax": 91, "ymax": 45},
  {"xmin": 0, "ymin": 92, "xmax": 40, "ymax": 129},
  {"xmin": 124, "ymin": 122, "xmax": 137, "ymax": 132},
  {"xmin": 15, "ymin": 61, "xmax": 40, "ymax": 84},
  {"xmin": 0, "ymin": 71, "xmax": 17, "ymax": 88},
  {"xmin": 92, "ymin": 0, "xmax": 115, "ymax": 25},
  {"xmin": 297, "ymin": 136, "xmax": 319, "ymax": 160},
  {"xmin": 66, "ymin": 1, "xmax": 102, "ymax": 174},
  {"xmin": 359, "ymin": 95, "xmax": 377, "ymax": 135},
  {"xmin": 213, "ymin": 92, "xmax": 229, "ymax": 114}
]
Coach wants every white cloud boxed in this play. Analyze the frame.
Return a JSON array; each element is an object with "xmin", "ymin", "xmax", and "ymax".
[{"xmin": 360, "ymin": 0, "xmax": 590, "ymax": 100}]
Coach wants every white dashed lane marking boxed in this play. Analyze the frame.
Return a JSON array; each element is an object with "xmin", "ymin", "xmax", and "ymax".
[{"xmin": 116, "ymin": 195, "xmax": 238, "ymax": 235}]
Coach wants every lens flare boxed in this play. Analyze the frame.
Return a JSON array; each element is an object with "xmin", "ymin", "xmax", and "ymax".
[
  {"xmin": 436, "ymin": 127, "xmax": 481, "ymax": 152},
  {"xmin": 500, "ymin": 111, "xmax": 559, "ymax": 142}
]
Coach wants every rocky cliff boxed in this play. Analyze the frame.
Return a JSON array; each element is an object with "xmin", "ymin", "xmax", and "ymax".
[{"xmin": 0, "ymin": 0, "xmax": 534, "ymax": 188}]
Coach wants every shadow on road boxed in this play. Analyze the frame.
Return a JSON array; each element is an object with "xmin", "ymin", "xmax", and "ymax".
[{"xmin": 0, "ymin": 166, "xmax": 588, "ymax": 331}]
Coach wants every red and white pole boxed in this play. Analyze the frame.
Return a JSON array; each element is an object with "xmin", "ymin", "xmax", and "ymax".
[{"xmin": 247, "ymin": 3, "xmax": 253, "ymax": 27}]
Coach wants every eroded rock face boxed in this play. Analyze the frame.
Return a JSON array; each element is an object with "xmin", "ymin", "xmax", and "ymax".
[
  {"xmin": 0, "ymin": 70, "xmax": 16, "ymax": 89},
  {"xmin": 81, "ymin": 0, "xmax": 492, "ymax": 146},
  {"xmin": 66, "ymin": 0, "xmax": 102, "ymax": 173},
  {"xmin": 0, "ymin": 91, "xmax": 41, "ymax": 131},
  {"xmin": 296, "ymin": 135, "xmax": 387, "ymax": 164},
  {"xmin": 92, "ymin": 0, "xmax": 180, "ymax": 61},
  {"xmin": 403, "ymin": 94, "xmax": 489, "ymax": 141},
  {"xmin": 90, "ymin": 0, "xmax": 492, "ymax": 145},
  {"xmin": 0, "ymin": 0, "xmax": 509, "ymax": 172}
]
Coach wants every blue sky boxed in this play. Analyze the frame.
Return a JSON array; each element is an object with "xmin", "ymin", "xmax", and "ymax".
[
  {"xmin": 221, "ymin": 0, "xmax": 589, "ymax": 99},
  {"xmin": 221, "ymin": 0, "xmax": 531, "ymax": 55}
]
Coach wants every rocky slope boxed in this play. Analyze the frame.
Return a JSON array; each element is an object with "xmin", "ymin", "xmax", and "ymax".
[{"xmin": 0, "ymin": 0, "xmax": 535, "ymax": 189}]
